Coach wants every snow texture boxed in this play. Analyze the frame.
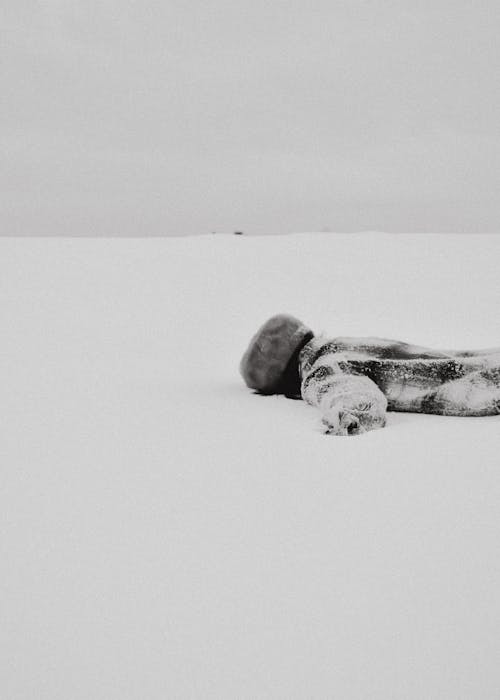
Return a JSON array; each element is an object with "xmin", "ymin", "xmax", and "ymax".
[{"xmin": 2, "ymin": 233, "xmax": 500, "ymax": 699}]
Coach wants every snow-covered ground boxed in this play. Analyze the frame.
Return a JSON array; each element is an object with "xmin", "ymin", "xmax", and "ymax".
[{"xmin": 2, "ymin": 233, "xmax": 500, "ymax": 699}]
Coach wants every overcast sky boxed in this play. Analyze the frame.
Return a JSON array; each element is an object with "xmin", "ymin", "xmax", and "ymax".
[{"xmin": 3, "ymin": 1, "xmax": 500, "ymax": 236}]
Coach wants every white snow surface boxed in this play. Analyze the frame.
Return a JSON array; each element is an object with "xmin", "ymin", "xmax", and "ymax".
[{"xmin": 2, "ymin": 233, "xmax": 500, "ymax": 699}]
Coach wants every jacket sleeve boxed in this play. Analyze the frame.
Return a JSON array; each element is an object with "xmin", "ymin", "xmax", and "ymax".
[{"xmin": 298, "ymin": 337, "xmax": 388, "ymax": 435}]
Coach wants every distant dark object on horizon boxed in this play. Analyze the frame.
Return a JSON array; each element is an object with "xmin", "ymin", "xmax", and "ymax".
[{"xmin": 234, "ymin": 231, "xmax": 243, "ymax": 235}]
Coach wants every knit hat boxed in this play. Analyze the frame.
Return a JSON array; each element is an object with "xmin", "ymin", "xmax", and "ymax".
[{"xmin": 240, "ymin": 314, "xmax": 314, "ymax": 394}]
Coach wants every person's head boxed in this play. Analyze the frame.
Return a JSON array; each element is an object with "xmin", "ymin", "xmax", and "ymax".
[{"xmin": 240, "ymin": 314, "xmax": 313, "ymax": 397}]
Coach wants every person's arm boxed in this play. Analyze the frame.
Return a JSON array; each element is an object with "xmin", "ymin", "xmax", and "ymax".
[{"xmin": 299, "ymin": 338, "xmax": 387, "ymax": 436}]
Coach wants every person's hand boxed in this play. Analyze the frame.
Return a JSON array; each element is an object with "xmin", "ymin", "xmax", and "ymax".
[
  {"xmin": 321, "ymin": 401, "xmax": 387, "ymax": 435},
  {"xmin": 319, "ymin": 378, "xmax": 388, "ymax": 436}
]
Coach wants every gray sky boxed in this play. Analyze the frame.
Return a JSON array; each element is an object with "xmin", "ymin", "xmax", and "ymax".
[{"xmin": 3, "ymin": 1, "xmax": 500, "ymax": 236}]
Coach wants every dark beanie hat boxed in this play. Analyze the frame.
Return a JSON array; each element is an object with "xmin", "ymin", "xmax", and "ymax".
[{"xmin": 240, "ymin": 314, "xmax": 313, "ymax": 394}]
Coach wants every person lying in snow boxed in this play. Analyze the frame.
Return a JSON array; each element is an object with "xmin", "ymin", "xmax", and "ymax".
[{"xmin": 240, "ymin": 314, "xmax": 500, "ymax": 436}]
